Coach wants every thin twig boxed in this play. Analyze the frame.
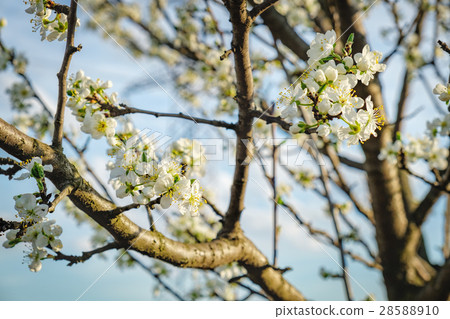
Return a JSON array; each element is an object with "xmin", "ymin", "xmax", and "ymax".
[
  {"xmin": 109, "ymin": 197, "xmax": 161, "ymax": 216},
  {"xmin": 382, "ymin": 4, "xmax": 425, "ymax": 64},
  {"xmin": 438, "ymin": 40, "xmax": 450, "ymax": 55},
  {"xmin": 0, "ymin": 217, "xmax": 31, "ymax": 234},
  {"xmin": 220, "ymin": 48, "xmax": 234, "ymax": 60},
  {"xmin": 250, "ymin": 109, "xmax": 291, "ymax": 131},
  {"xmin": 400, "ymin": 164, "xmax": 450, "ymax": 194},
  {"xmin": 281, "ymin": 202, "xmax": 381, "ymax": 270},
  {"xmin": 0, "ymin": 157, "xmax": 22, "ymax": 179},
  {"xmin": 329, "ymin": 202, "xmax": 353, "ymax": 299},
  {"xmin": 323, "ymin": 145, "xmax": 375, "ymax": 224},
  {"xmin": 100, "ymin": 102, "xmax": 236, "ymax": 130},
  {"xmin": 54, "ymin": 242, "xmax": 121, "ymax": 266},
  {"xmin": 203, "ymin": 196, "xmax": 225, "ymax": 218},
  {"xmin": 126, "ymin": 252, "xmax": 185, "ymax": 301},
  {"xmin": 417, "ymin": 71, "xmax": 447, "ymax": 115},
  {"xmin": 48, "ymin": 184, "xmax": 74, "ymax": 213}
]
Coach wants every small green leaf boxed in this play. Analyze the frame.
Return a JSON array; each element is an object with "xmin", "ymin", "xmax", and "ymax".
[{"xmin": 346, "ymin": 33, "xmax": 354, "ymax": 44}]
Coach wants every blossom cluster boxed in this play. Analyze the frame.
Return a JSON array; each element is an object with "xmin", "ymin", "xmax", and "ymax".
[
  {"xmin": 7, "ymin": 81, "xmax": 34, "ymax": 110},
  {"xmin": 24, "ymin": 0, "xmax": 80, "ymax": 42},
  {"xmin": 66, "ymin": 71, "xmax": 206, "ymax": 216},
  {"xmin": 169, "ymin": 138, "xmax": 206, "ymax": 178},
  {"xmin": 379, "ymin": 114, "xmax": 449, "ymax": 171},
  {"xmin": 107, "ymin": 134, "xmax": 205, "ymax": 216},
  {"xmin": 0, "ymin": 41, "xmax": 28, "ymax": 75},
  {"xmin": 279, "ymin": 30, "xmax": 386, "ymax": 145},
  {"xmin": 3, "ymin": 158, "xmax": 63, "ymax": 272},
  {"xmin": 276, "ymin": 0, "xmax": 321, "ymax": 31},
  {"xmin": 66, "ymin": 70, "xmax": 118, "ymax": 139}
]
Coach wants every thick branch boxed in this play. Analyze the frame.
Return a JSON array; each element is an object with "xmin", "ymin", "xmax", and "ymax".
[
  {"xmin": 334, "ymin": 0, "xmax": 429, "ymax": 300},
  {"xmin": 414, "ymin": 258, "xmax": 450, "ymax": 300},
  {"xmin": 0, "ymin": 117, "xmax": 304, "ymax": 300},
  {"xmin": 248, "ymin": 0, "xmax": 279, "ymax": 23},
  {"xmin": 249, "ymin": 0, "xmax": 309, "ymax": 61},
  {"xmin": 221, "ymin": 0, "xmax": 255, "ymax": 234}
]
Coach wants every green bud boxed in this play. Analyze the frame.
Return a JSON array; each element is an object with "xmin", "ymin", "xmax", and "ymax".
[
  {"xmin": 30, "ymin": 162, "xmax": 45, "ymax": 179},
  {"xmin": 346, "ymin": 33, "xmax": 354, "ymax": 44},
  {"xmin": 297, "ymin": 121, "xmax": 308, "ymax": 133},
  {"xmin": 0, "ymin": 18, "xmax": 7, "ymax": 28}
]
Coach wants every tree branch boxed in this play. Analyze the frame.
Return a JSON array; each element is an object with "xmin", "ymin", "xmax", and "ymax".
[
  {"xmin": 250, "ymin": 109, "xmax": 291, "ymax": 131},
  {"xmin": 0, "ymin": 157, "xmax": 21, "ymax": 180},
  {"xmin": 248, "ymin": 0, "xmax": 309, "ymax": 61},
  {"xmin": 281, "ymin": 202, "xmax": 381, "ymax": 270},
  {"xmin": 48, "ymin": 184, "xmax": 74, "ymax": 213},
  {"xmin": 47, "ymin": 1, "xmax": 70, "ymax": 15},
  {"xmin": 54, "ymin": 242, "xmax": 121, "ymax": 266},
  {"xmin": 248, "ymin": 0, "xmax": 279, "ymax": 23},
  {"xmin": 203, "ymin": 196, "xmax": 225, "ymax": 218},
  {"xmin": 220, "ymin": 0, "xmax": 255, "ymax": 234},
  {"xmin": 126, "ymin": 252, "xmax": 185, "ymax": 301},
  {"xmin": 100, "ymin": 103, "xmax": 236, "ymax": 130},
  {"xmin": 414, "ymin": 258, "xmax": 450, "ymax": 300},
  {"xmin": 52, "ymin": 0, "xmax": 81, "ymax": 148},
  {"xmin": 0, "ymin": 117, "xmax": 304, "ymax": 300},
  {"xmin": 437, "ymin": 40, "xmax": 450, "ymax": 55},
  {"xmin": 0, "ymin": 217, "xmax": 31, "ymax": 234}
]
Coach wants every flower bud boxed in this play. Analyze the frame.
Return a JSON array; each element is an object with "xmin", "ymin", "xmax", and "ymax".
[
  {"xmin": 314, "ymin": 69, "xmax": 326, "ymax": 83},
  {"xmin": 289, "ymin": 124, "xmax": 301, "ymax": 134},
  {"xmin": 343, "ymin": 56, "xmax": 353, "ymax": 68},
  {"xmin": 324, "ymin": 66, "xmax": 338, "ymax": 82}
]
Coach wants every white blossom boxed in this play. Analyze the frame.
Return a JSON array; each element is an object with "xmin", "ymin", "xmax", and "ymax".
[
  {"xmin": 433, "ymin": 83, "xmax": 450, "ymax": 102},
  {"xmin": 306, "ymin": 30, "xmax": 336, "ymax": 64},
  {"xmin": 354, "ymin": 44, "xmax": 386, "ymax": 85},
  {"xmin": 378, "ymin": 140, "xmax": 402, "ymax": 164},
  {"xmin": 7, "ymin": 82, "xmax": 33, "ymax": 110},
  {"xmin": 81, "ymin": 111, "xmax": 117, "ymax": 139},
  {"xmin": 15, "ymin": 157, "xmax": 53, "ymax": 180},
  {"xmin": 13, "ymin": 193, "xmax": 49, "ymax": 222}
]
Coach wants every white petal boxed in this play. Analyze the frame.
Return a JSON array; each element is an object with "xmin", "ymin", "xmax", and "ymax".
[
  {"xmin": 14, "ymin": 172, "xmax": 30, "ymax": 180},
  {"xmin": 160, "ymin": 195, "xmax": 172, "ymax": 209}
]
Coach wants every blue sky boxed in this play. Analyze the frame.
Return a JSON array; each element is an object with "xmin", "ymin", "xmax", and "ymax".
[{"xmin": 0, "ymin": 1, "xmax": 448, "ymax": 301}]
